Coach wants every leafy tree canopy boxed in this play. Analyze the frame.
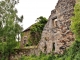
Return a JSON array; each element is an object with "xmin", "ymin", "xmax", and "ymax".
[{"xmin": 0, "ymin": 0, "xmax": 23, "ymax": 60}]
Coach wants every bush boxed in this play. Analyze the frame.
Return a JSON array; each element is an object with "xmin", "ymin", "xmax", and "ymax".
[{"xmin": 71, "ymin": 2, "xmax": 80, "ymax": 41}]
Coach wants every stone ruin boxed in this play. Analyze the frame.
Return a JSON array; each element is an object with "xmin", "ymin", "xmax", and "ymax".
[{"xmin": 38, "ymin": 0, "xmax": 76, "ymax": 54}]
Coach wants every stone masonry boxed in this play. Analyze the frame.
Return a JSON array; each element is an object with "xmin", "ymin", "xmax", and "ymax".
[{"xmin": 38, "ymin": 0, "xmax": 76, "ymax": 54}]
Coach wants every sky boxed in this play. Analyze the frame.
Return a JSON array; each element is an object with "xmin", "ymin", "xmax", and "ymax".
[{"xmin": 16, "ymin": 0, "xmax": 58, "ymax": 30}]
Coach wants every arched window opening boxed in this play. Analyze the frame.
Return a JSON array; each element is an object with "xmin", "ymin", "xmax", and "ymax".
[
  {"xmin": 52, "ymin": 16, "xmax": 57, "ymax": 28},
  {"xmin": 52, "ymin": 43, "xmax": 55, "ymax": 51},
  {"xmin": 23, "ymin": 36, "xmax": 27, "ymax": 45}
]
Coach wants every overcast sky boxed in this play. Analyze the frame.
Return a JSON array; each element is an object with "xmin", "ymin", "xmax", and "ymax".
[{"xmin": 16, "ymin": 0, "xmax": 58, "ymax": 30}]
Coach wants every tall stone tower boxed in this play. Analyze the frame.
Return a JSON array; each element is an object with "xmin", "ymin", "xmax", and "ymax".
[{"xmin": 38, "ymin": 0, "xmax": 76, "ymax": 54}]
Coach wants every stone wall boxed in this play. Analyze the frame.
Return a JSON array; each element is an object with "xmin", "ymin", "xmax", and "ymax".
[
  {"xmin": 38, "ymin": 0, "xmax": 76, "ymax": 54},
  {"xmin": 10, "ymin": 47, "xmax": 39, "ymax": 60},
  {"xmin": 20, "ymin": 30, "xmax": 30, "ymax": 48}
]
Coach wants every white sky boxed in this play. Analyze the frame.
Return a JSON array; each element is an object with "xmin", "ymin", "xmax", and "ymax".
[{"xmin": 16, "ymin": 0, "xmax": 58, "ymax": 30}]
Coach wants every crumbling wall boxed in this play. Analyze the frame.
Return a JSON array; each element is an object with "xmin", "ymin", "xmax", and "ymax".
[
  {"xmin": 10, "ymin": 47, "xmax": 39, "ymax": 60},
  {"xmin": 38, "ymin": 0, "xmax": 76, "ymax": 54}
]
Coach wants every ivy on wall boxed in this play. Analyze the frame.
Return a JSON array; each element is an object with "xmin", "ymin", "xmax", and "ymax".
[{"xmin": 28, "ymin": 16, "xmax": 48, "ymax": 45}]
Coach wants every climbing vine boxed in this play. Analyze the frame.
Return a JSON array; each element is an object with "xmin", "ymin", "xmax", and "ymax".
[{"xmin": 28, "ymin": 16, "xmax": 48, "ymax": 45}]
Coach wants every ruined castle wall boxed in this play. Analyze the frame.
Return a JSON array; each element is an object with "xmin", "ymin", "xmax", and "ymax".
[
  {"xmin": 38, "ymin": 9, "xmax": 56, "ymax": 54},
  {"xmin": 54, "ymin": 0, "xmax": 75, "ymax": 54},
  {"xmin": 38, "ymin": 0, "xmax": 76, "ymax": 54}
]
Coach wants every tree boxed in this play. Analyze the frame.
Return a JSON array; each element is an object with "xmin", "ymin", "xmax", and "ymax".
[
  {"xmin": 0, "ymin": 0, "xmax": 23, "ymax": 60},
  {"xmin": 28, "ymin": 16, "xmax": 47, "ymax": 45}
]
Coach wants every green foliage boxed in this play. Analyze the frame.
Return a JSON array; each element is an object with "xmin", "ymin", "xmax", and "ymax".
[
  {"xmin": 20, "ymin": 54, "xmax": 53, "ymax": 60},
  {"xmin": 28, "ymin": 16, "xmax": 47, "ymax": 45},
  {"xmin": 0, "ymin": 0, "xmax": 23, "ymax": 60},
  {"xmin": 19, "ymin": 41, "xmax": 80, "ymax": 60},
  {"xmin": 71, "ymin": 2, "xmax": 80, "ymax": 41}
]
